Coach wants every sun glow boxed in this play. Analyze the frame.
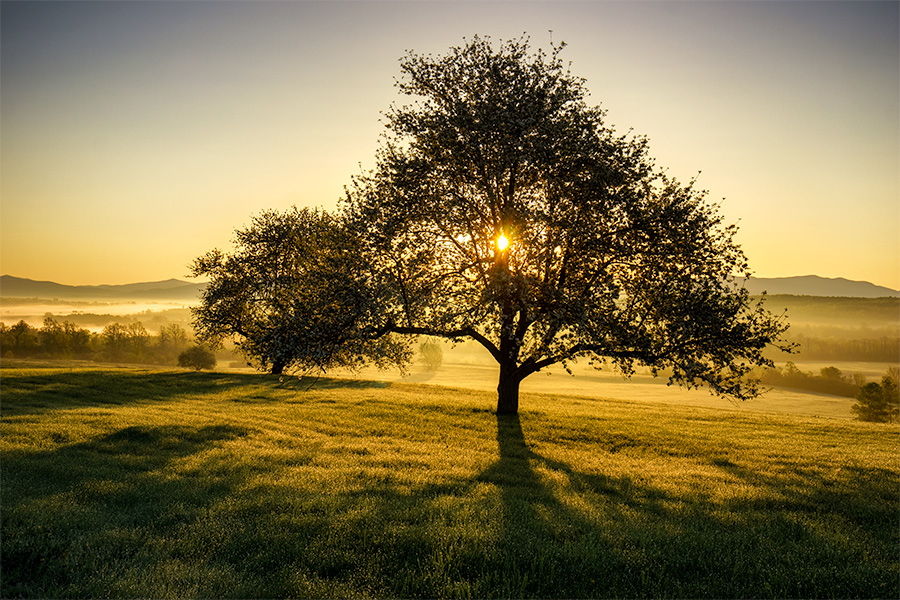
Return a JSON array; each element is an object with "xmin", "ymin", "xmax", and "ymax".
[{"xmin": 497, "ymin": 234, "xmax": 509, "ymax": 251}]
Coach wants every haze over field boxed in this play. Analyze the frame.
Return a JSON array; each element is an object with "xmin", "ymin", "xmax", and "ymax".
[
  {"xmin": 2, "ymin": 273, "xmax": 896, "ymax": 420},
  {"xmin": 1, "ymin": 1, "xmax": 897, "ymax": 289}
]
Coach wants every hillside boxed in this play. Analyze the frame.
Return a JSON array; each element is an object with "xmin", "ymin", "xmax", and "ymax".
[
  {"xmin": 0, "ymin": 275, "xmax": 205, "ymax": 301},
  {"xmin": 3, "ymin": 274, "xmax": 898, "ymax": 303},
  {"xmin": 741, "ymin": 275, "xmax": 898, "ymax": 298}
]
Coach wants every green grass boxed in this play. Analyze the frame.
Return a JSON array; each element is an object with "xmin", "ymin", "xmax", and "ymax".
[{"xmin": 2, "ymin": 365, "xmax": 898, "ymax": 598}]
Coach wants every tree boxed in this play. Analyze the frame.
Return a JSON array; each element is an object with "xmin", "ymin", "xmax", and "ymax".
[
  {"xmin": 101, "ymin": 323, "xmax": 130, "ymax": 361},
  {"xmin": 1, "ymin": 321, "xmax": 39, "ymax": 357},
  {"xmin": 38, "ymin": 317, "xmax": 92, "ymax": 358},
  {"xmin": 341, "ymin": 36, "xmax": 789, "ymax": 414},
  {"xmin": 156, "ymin": 323, "xmax": 191, "ymax": 362},
  {"xmin": 190, "ymin": 206, "xmax": 407, "ymax": 375},
  {"xmin": 819, "ymin": 366, "xmax": 844, "ymax": 381},
  {"xmin": 884, "ymin": 368, "xmax": 900, "ymax": 423},
  {"xmin": 178, "ymin": 345, "xmax": 217, "ymax": 371},
  {"xmin": 419, "ymin": 339, "xmax": 444, "ymax": 371},
  {"xmin": 853, "ymin": 367, "xmax": 900, "ymax": 424},
  {"xmin": 125, "ymin": 322, "xmax": 150, "ymax": 360}
]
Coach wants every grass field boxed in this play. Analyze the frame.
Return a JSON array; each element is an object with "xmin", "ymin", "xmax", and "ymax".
[{"xmin": 2, "ymin": 364, "xmax": 898, "ymax": 598}]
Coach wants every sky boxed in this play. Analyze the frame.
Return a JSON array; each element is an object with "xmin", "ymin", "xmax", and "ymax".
[{"xmin": 1, "ymin": 1, "xmax": 898, "ymax": 289}]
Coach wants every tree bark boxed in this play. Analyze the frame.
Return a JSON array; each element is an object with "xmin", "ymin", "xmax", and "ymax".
[
  {"xmin": 271, "ymin": 360, "xmax": 285, "ymax": 375},
  {"xmin": 496, "ymin": 362, "xmax": 521, "ymax": 415}
]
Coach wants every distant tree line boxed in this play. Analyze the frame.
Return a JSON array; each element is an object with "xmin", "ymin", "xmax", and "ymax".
[
  {"xmin": 0, "ymin": 318, "xmax": 206, "ymax": 367},
  {"xmin": 760, "ymin": 362, "xmax": 864, "ymax": 397},
  {"xmin": 761, "ymin": 362, "xmax": 900, "ymax": 423},
  {"xmin": 788, "ymin": 333, "xmax": 899, "ymax": 362}
]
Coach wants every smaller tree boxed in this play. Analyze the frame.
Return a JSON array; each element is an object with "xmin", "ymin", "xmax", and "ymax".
[
  {"xmin": 881, "ymin": 368, "xmax": 899, "ymax": 423},
  {"xmin": 178, "ymin": 345, "xmax": 216, "ymax": 371},
  {"xmin": 819, "ymin": 366, "xmax": 843, "ymax": 381},
  {"xmin": 852, "ymin": 369, "xmax": 899, "ymax": 423},
  {"xmin": 156, "ymin": 323, "xmax": 192, "ymax": 364},
  {"xmin": 190, "ymin": 206, "xmax": 407, "ymax": 375},
  {"xmin": 2, "ymin": 320, "xmax": 39, "ymax": 357},
  {"xmin": 419, "ymin": 339, "xmax": 444, "ymax": 371},
  {"xmin": 101, "ymin": 323, "xmax": 130, "ymax": 361}
]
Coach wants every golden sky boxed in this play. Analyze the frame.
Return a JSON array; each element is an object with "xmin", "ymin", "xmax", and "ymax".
[{"xmin": 2, "ymin": 1, "xmax": 898, "ymax": 289}]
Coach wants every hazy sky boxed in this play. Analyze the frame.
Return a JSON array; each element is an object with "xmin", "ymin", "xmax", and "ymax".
[{"xmin": 2, "ymin": 1, "xmax": 898, "ymax": 289}]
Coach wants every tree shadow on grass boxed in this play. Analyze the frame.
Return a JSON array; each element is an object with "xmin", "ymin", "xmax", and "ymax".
[
  {"xmin": 453, "ymin": 414, "xmax": 897, "ymax": 598},
  {"xmin": 0, "ymin": 369, "xmax": 261, "ymax": 416},
  {"xmin": 3, "ymin": 404, "xmax": 897, "ymax": 598},
  {"xmin": 1, "ymin": 424, "xmax": 252, "ymax": 598},
  {"xmin": 287, "ymin": 375, "xmax": 393, "ymax": 390},
  {"xmin": 0, "ymin": 369, "xmax": 404, "ymax": 417},
  {"xmin": 469, "ymin": 414, "xmax": 663, "ymax": 597}
]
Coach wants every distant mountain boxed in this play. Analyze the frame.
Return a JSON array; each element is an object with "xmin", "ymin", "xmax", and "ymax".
[
  {"xmin": 3, "ymin": 274, "xmax": 897, "ymax": 301},
  {"xmin": 740, "ymin": 275, "xmax": 899, "ymax": 298},
  {"xmin": 0, "ymin": 276, "xmax": 205, "ymax": 301}
]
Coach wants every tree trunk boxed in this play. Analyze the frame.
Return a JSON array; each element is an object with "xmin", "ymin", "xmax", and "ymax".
[
  {"xmin": 271, "ymin": 360, "xmax": 285, "ymax": 375},
  {"xmin": 496, "ymin": 364, "xmax": 521, "ymax": 415}
]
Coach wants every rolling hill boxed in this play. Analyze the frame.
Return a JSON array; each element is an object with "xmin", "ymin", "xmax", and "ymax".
[
  {"xmin": 740, "ymin": 275, "xmax": 898, "ymax": 298},
  {"xmin": 2, "ymin": 274, "xmax": 897, "ymax": 302},
  {"xmin": 0, "ymin": 275, "xmax": 205, "ymax": 301}
]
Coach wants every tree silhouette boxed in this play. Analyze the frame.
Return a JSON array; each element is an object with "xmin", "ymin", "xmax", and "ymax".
[
  {"xmin": 852, "ymin": 369, "xmax": 900, "ymax": 423},
  {"xmin": 342, "ymin": 36, "xmax": 788, "ymax": 414},
  {"xmin": 190, "ymin": 207, "xmax": 406, "ymax": 375}
]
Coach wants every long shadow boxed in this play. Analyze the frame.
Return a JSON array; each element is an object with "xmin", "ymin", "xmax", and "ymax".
[
  {"xmin": 3, "ymin": 397, "xmax": 897, "ymax": 598},
  {"xmin": 472, "ymin": 414, "xmax": 653, "ymax": 597},
  {"xmin": 467, "ymin": 414, "xmax": 899, "ymax": 598},
  {"xmin": 0, "ymin": 369, "xmax": 255, "ymax": 416},
  {"xmin": 0, "ymin": 369, "xmax": 395, "ymax": 417},
  {"xmin": 1, "ymin": 423, "xmax": 251, "ymax": 598}
]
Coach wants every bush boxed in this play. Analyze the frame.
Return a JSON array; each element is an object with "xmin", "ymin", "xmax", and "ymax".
[{"xmin": 178, "ymin": 345, "xmax": 217, "ymax": 371}]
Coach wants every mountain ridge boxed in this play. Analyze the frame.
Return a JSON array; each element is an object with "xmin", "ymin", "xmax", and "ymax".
[
  {"xmin": 1, "ymin": 274, "xmax": 897, "ymax": 300},
  {"xmin": 738, "ymin": 275, "xmax": 898, "ymax": 298},
  {"xmin": 0, "ymin": 275, "xmax": 205, "ymax": 300}
]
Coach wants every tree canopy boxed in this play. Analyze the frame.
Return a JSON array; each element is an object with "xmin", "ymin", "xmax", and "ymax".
[
  {"xmin": 190, "ymin": 207, "xmax": 406, "ymax": 375},
  {"xmin": 341, "ymin": 36, "xmax": 788, "ymax": 413},
  {"xmin": 852, "ymin": 368, "xmax": 900, "ymax": 423},
  {"xmin": 192, "ymin": 36, "xmax": 789, "ymax": 414}
]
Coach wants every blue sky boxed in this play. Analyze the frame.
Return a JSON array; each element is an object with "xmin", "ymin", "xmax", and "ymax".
[{"xmin": 2, "ymin": 1, "xmax": 897, "ymax": 288}]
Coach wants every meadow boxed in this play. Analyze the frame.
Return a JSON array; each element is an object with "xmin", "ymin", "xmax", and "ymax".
[{"xmin": 2, "ymin": 363, "xmax": 897, "ymax": 598}]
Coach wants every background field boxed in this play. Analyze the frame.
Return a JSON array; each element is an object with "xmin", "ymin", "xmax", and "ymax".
[{"xmin": 2, "ymin": 365, "xmax": 897, "ymax": 598}]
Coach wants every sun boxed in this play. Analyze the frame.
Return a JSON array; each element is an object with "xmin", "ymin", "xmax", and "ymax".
[{"xmin": 497, "ymin": 234, "xmax": 509, "ymax": 251}]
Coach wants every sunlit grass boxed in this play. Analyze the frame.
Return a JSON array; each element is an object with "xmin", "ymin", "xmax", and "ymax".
[{"xmin": 2, "ymin": 365, "xmax": 897, "ymax": 598}]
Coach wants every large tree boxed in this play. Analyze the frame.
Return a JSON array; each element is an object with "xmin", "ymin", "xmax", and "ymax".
[{"xmin": 343, "ymin": 36, "xmax": 788, "ymax": 414}]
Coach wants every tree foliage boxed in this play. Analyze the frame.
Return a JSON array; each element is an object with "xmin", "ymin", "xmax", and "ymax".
[
  {"xmin": 852, "ymin": 368, "xmax": 900, "ymax": 423},
  {"xmin": 190, "ymin": 207, "xmax": 407, "ymax": 375},
  {"xmin": 341, "ymin": 36, "xmax": 789, "ymax": 413},
  {"xmin": 188, "ymin": 36, "xmax": 789, "ymax": 413}
]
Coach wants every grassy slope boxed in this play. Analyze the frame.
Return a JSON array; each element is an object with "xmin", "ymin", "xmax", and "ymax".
[{"xmin": 1, "ymin": 366, "xmax": 898, "ymax": 599}]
